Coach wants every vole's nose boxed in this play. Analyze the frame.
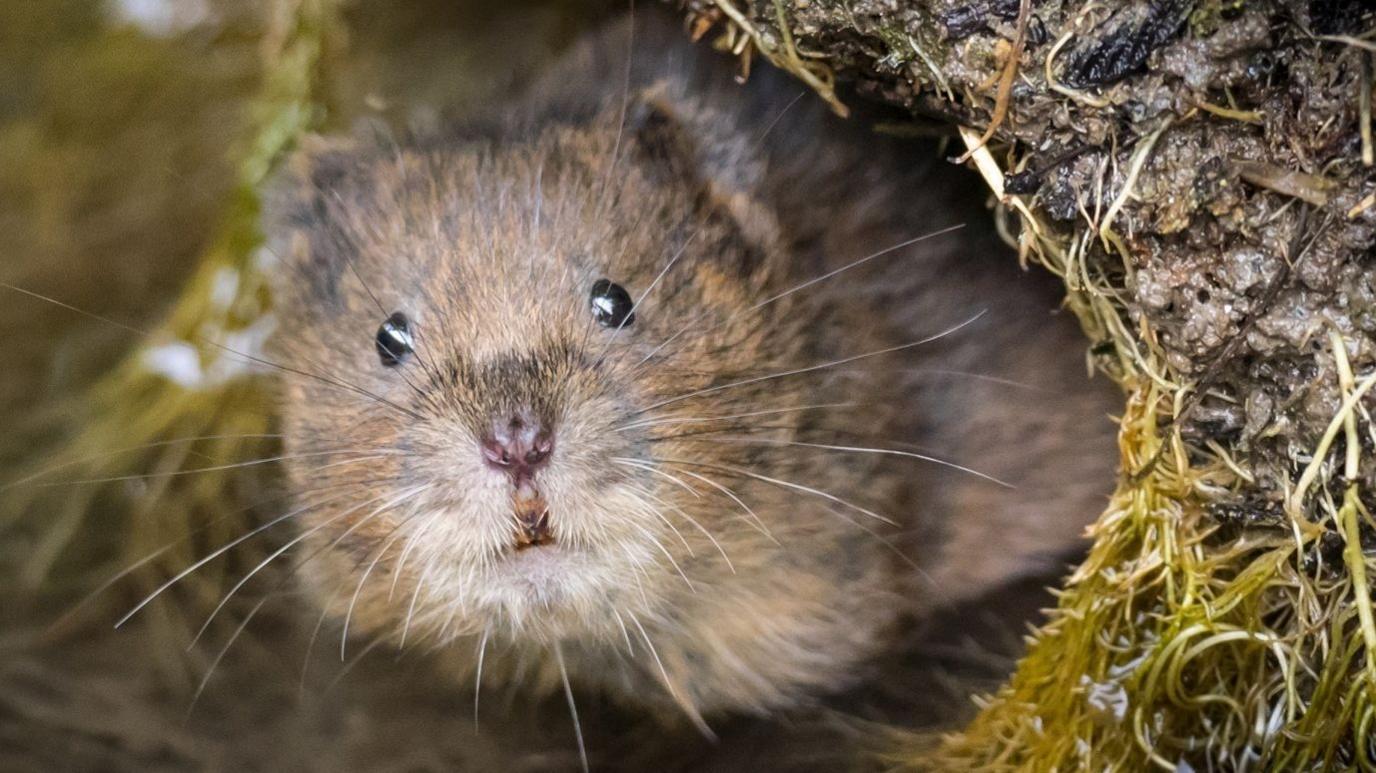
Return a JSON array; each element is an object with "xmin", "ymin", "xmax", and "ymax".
[{"xmin": 481, "ymin": 413, "xmax": 553, "ymax": 478}]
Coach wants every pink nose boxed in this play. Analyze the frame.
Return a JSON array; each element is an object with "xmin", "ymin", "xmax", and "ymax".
[{"xmin": 481, "ymin": 415, "xmax": 553, "ymax": 478}]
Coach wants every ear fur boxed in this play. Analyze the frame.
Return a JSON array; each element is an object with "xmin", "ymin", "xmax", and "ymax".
[{"xmin": 626, "ymin": 87, "xmax": 783, "ymax": 277}]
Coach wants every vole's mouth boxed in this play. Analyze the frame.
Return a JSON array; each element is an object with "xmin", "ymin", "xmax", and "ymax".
[
  {"xmin": 513, "ymin": 508, "xmax": 553, "ymax": 551},
  {"xmin": 512, "ymin": 479, "xmax": 553, "ymax": 550}
]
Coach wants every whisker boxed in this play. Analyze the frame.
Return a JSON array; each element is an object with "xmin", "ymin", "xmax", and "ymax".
[
  {"xmin": 614, "ymin": 402, "xmax": 857, "ymax": 432},
  {"xmin": 325, "ymin": 633, "xmax": 389, "ymax": 694},
  {"xmin": 187, "ymin": 593, "xmax": 274, "ymax": 719},
  {"xmin": 33, "ymin": 449, "xmax": 402, "ymax": 488},
  {"xmin": 634, "ymin": 309, "xmax": 988, "ymax": 415},
  {"xmin": 321, "ymin": 195, "xmax": 447, "ymax": 404},
  {"xmin": 707, "ymin": 437, "xmax": 1014, "ymax": 489},
  {"xmin": 597, "ymin": 0, "xmax": 637, "ymax": 212},
  {"xmin": 615, "ymin": 459, "xmax": 735, "ymax": 572},
  {"xmin": 888, "ymin": 367, "xmax": 1047, "ymax": 391},
  {"xmin": 615, "ymin": 458, "xmax": 699, "ymax": 498},
  {"xmin": 654, "ymin": 457, "xmax": 898, "ymax": 527},
  {"xmin": 629, "ymin": 522, "xmax": 695, "ymax": 592},
  {"xmin": 554, "ymin": 642, "xmax": 589, "ymax": 773},
  {"xmin": 388, "ymin": 505, "xmax": 448, "ymax": 602},
  {"xmin": 632, "ymin": 224, "xmax": 965, "ymax": 369},
  {"xmin": 1, "ymin": 434, "xmax": 285, "ymax": 492},
  {"xmin": 620, "ymin": 481, "xmax": 696, "ymax": 557},
  {"xmin": 627, "ymin": 612, "xmax": 713, "ymax": 739},
  {"xmin": 743, "ymin": 224, "xmax": 966, "ymax": 315},
  {"xmin": 43, "ymin": 544, "xmax": 174, "ymax": 637},
  {"xmin": 637, "ymin": 422, "xmax": 799, "ymax": 444},
  {"xmin": 115, "ymin": 486, "xmax": 368, "ymax": 628},
  {"xmin": 817, "ymin": 503, "xmax": 933, "ymax": 586},
  {"xmin": 189, "ymin": 486, "xmax": 426, "ymax": 647},
  {"xmin": 752, "ymin": 90, "xmax": 806, "ymax": 147},
  {"xmin": 609, "ymin": 607, "xmax": 635, "ymax": 654},
  {"xmin": 399, "ymin": 550, "xmax": 440, "ymax": 649},
  {"xmin": 300, "ymin": 598, "xmax": 334, "ymax": 697},
  {"xmin": 651, "ymin": 464, "xmax": 777, "ymax": 545},
  {"xmin": 57, "ymin": 477, "xmax": 384, "ymax": 637},
  {"xmin": 0, "ymin": 281, "xmax": 423, "ymax": 421},
  {"xmin": 391, "ymin": 506, "xmax": 455, "ymax": 648},
  {"xmin": 342, "ymin": 521, "xmax": 415, "ymax": 659},
  {"xmin": 474, "ymin": 628, "xmax": 489, "ymax": 730},
  {"xmin": 594, "ymin": 230, "xmax": 702, "ymax": 364}
]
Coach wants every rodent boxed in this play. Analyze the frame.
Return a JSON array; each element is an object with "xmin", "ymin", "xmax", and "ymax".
[{"xmin": 265, "ymin": 9, "xmax": 1119, "ymax": 729}]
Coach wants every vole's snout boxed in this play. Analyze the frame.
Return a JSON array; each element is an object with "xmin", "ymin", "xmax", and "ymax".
[
  {"xmin": 482, "ymin": 411, "xmax": 556, "ymax": 549},
  {"xmin": 480, "ymin": 412, "xmax": 554, "ymax": 480}
]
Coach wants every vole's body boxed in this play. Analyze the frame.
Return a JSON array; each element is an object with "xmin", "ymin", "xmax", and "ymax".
[{"xmin": 268, "ymin": 13, "xmax": 1117, "ymax": 721}]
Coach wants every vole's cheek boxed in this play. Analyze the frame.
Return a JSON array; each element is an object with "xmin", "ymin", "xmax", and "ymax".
[{"xmin": 416, "ymin": 488, "xmax": 520, "ymax": 554}]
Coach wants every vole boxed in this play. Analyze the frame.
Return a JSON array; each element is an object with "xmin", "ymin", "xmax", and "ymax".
[{"xmin": 265, "ymin": 9, "xmax": 1118, "ymax": 733}]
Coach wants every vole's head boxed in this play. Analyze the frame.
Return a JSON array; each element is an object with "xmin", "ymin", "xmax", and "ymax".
[{"xmin": 266, "ymin": 95, "xmax": 877, "ymax": 651}]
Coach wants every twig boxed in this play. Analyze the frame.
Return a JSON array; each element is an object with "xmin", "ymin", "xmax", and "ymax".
[
  {"xmin": 1361, "ymin": 52, "xmax": 1373, "ymax": 167},
  {"xmin": 955, "ymin": 0, "xmax": 1032, "ymax": 163},
  {"xmin": 711, "ymin": 0, "xmax": 849, "ymax": 116}
]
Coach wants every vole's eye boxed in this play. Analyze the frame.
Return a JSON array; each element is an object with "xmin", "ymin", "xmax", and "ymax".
[
  {"xmin": 590, "ymin": 279, "xmax": 635, "ymax": 328},
  {"xmin": 376, "ymin": 311, "xmax": 414, "ymax": 367}
]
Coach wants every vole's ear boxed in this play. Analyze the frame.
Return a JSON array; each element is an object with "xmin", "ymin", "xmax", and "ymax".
[
  {"xmin": 264, "ymin": 134, "xmax": 364, "ymax": 238},
  {"xmin": 627, "ymin": 93, "xmax": 703, "ymax": 184},
  {"xmin": 261, "ymin": 134, "xmax": 370, "ymax": 305},
  {"xmin": 627, "ymin": 88, "xmax": 782, "ymax": 277}
]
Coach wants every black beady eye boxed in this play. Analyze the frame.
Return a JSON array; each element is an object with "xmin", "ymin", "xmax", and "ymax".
[
  {"xmin": 590, "ymin": 279, "xmax": 635, "ymax": 328},
  {"xmin": 376, "ymin": 311, "xmax": 414, "ymax": 366}
]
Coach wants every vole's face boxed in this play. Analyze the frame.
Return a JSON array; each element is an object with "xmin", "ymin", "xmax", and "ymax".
[{"xmin": 270, "ymin": 124, "xmax": 817, "ymax": 648}]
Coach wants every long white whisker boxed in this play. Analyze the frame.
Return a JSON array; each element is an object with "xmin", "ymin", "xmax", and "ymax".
[
  {"xmin": 116, "ymin": 486, "xmax": 365, "ymax": 628},
  {"xmin": 474, "ymin": 628, "xmax": 489, "ymax": 730},
  {"xmin": 615, "ymin": 459, "xmax": 736, "ymax": 572},
  {"xmin": 0, "ymin": 434, "xmax": 286, "ymax": 492},
  {"xmin": 656, "ymin": 458, "xmax": 898, "ymax": 527},
  {"xmin": 595, "ymin": 229, "xmax": 703, "ymax": 364},
  {"xmin": 325, "ymin": 634, "xmax": 389, "ymax": 693},
  {"xmin": 300, "ymin": 600, "xmax": 334, "ymax": 696},
  {"xmin": 636, "ymin": 309, "xmax": 987, "ymax": 415},
  {"xmin": 628, "ymin": 613, "xmax": 714, "ymax": 739},
  {"xmin": 622, "ymin": 483, "xmax": 695, "ymax": 557},
  {"xmin": 614, "ymin": 402, "xmax": 857, "ymax": 432},
  {"xmin": 391, "ymin": 507, "xmax": 453, "ymax": 647},
  {"xmin": 190, "ymin": 486, "xmax": 425, "ymax": 646},
  {"xmin": 615, "ymin": 457, "xmax": 698, "ymax": 498},
  {"xmin": 39, "ymin": 449, "xmax": 403, "ymax": 487},
  {"xmin": 710, "ymin": 437, "xmax": 1014, "ymax": 489},
  {"xmin": 657, "ymin": 465, "xmax": 777, "ymax": 544},
  {"xmin": 399, "ymin": 552, "xmax": 440, "ymax": 649},
  {"xmin": 342, "ymin": 519, "xmax": 419, "ymax": 659},
  {"xmin": 554, "ymin": 642, "xmax": 589, "ymax": 773},
  {"xmin": 633, "ymin": 224, "xmax": 965, "ymax": 369},
  {"xmin": 188, "ymin": 593, "xmax": 273, "ymax": 717},
  {"xmin": 628, "ymin": 522, "xmax": 694, "ymax": 592},
  {"xmin": 610, "ymin": 607, "xmax": 635, "ymax": 654}
]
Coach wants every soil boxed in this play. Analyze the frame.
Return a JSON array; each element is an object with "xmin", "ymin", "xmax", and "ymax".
[{"xmin": 681, "ymin": 0, "xmax": 1376, "ymax": 515}]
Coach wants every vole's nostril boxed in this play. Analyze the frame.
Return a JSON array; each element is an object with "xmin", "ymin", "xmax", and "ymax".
[
  {"xmin": 524, "ymin": 434, "xmax": 553, "ymax": 466},
  {"xmin": 481, "ymin": 415, "xmax": 553, "ymax": 477}
]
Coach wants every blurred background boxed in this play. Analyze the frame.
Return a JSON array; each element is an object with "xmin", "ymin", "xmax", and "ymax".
[{"xmin": 0, "ymin": 1, "xmax": 1040, "ymax": 769}]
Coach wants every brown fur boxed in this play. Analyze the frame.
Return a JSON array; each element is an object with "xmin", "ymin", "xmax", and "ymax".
[{"xmin": 264, "ymin": 12, "xmax": 1118, "ymax": 725}]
